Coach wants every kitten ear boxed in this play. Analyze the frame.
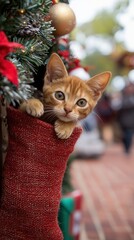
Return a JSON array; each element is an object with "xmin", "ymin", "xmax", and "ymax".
[
  {"xmin": 86, "ymin": 71, "xmax": 112, "ymax": 101},
  {"xmin": 45, "ymin": 53, "xmax": 68, "ymax": 83}
]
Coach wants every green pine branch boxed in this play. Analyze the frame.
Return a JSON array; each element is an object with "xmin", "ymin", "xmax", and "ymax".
[{"xmin": 0, "ymin": 0, "xmax": 55, "ymax": 104}]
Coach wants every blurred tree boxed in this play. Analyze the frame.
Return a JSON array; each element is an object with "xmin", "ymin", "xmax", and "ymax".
[
  {"xmin": 82, "ymin": 51, "xmax": 116, "ymax": 77},
  {"xmin": 73, "ymin": 0, "xmax": 131, "ymax": 80},
  {"xmin": 80, "ymin": 11, "xmax": 121, "ymax": 37}
]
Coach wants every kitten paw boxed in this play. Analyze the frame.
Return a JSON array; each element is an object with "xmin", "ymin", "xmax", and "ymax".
[
  {"xmin": 54, "ymin": 120, "xmax": 75, "ymax": 139},
  {"xmin": 26, "ymin": 104, "xmax": 44, "ymax": 117},
  {"xmin": 20, "ymin": 99, "xmax": 44, "ymax": 117}
]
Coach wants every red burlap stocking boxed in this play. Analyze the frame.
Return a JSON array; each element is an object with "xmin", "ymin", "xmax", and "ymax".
[{"xmin": 0, "ymin": 107, "xmax": 81, "ymax": 240}]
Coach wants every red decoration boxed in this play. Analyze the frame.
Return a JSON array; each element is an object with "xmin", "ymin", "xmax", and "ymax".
[
  {"xmin": 59, "ymin": 190, "xmax": 83, "ymax": 240},
  {"xmin": 69, "ymin": 191, "xmax": 83, "ymax": 240},
  {"xmin": 52, "ymin": 0, "xmax": 59, "ymax": 4},
  {"xmin": 57, "ymin": 50, "xmax": 70, "ymax": 59},
  {"xmin": 0, "ymin": 31, "xmax": 24, "ymax": 86}
]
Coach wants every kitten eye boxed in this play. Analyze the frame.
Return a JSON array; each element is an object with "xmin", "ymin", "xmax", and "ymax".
[
  {"xmin": 55, "ymin": 91, "xmax": 65, "ymax": 100},
  {"xmin": 76, "ymin": 98, "xmax": 87, "ymax": 107}
]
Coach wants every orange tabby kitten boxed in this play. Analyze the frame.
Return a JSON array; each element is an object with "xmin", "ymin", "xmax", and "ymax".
[{"xmin": 20, "ymin": 53, "xmax": 111, "ymax": 139}]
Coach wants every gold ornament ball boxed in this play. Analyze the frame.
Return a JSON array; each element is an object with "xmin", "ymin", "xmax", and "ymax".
[{"xmin": 49, "ymin": 3, "xmax": 76, "ymax": 37}]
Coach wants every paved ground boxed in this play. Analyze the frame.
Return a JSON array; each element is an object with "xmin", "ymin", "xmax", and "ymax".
[{"xmin": 71, "ymin": 143, "xmax": 134, "ymax": 240}]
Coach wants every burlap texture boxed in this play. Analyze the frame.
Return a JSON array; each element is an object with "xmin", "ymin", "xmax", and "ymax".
[{"xmin": 0, "ymin": 107, "xmax": 81, "ymax": 240}]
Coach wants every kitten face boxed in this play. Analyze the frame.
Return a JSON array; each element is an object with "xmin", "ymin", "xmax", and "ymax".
[
  {"xmin": 43, "ymin": 53, "xmax": 112, "ymax": 123},
  {"xmin": 43, "ymin": 76, "xmax": 96, "ymax": 123}
]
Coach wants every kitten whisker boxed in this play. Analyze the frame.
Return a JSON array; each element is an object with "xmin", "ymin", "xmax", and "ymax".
[
  {"xmin": 43, "ymin": 110, "xmax": 57, "ymax": 122},
  {"xmin": 92, "ymin": 111, "xmax": 103, "ymax": 123},
  {"xmin": 44, "ymin": 109, "xmax": 53, "ymax": 113}
]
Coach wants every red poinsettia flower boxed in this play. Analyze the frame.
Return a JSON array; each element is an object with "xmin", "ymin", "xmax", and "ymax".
[{"xmin": 0, "ymin": 31, "xmax": 24, "ymax": 86}]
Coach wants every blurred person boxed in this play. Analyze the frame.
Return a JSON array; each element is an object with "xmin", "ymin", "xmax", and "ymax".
[
  {"xmin": 95, "ymin": 93, "xmax": 115, "ymax": 144},
  {"xmin": 110, "ymin": 92, "xmax": 123, "ymax": 142},
  {"xmin": 117, "ymin": 82, "xmax": 134, "ymax": 154}
]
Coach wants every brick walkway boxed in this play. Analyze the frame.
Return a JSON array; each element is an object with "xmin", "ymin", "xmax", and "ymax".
[{"xmin": 71, "ymin": 143, "xmax": 134, "ymax": 240}]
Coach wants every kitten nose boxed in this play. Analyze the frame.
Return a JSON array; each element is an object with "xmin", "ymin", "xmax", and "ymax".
[{"xmin": 64, "ymin": 107, "xmax": 72, "ymax": 114}]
